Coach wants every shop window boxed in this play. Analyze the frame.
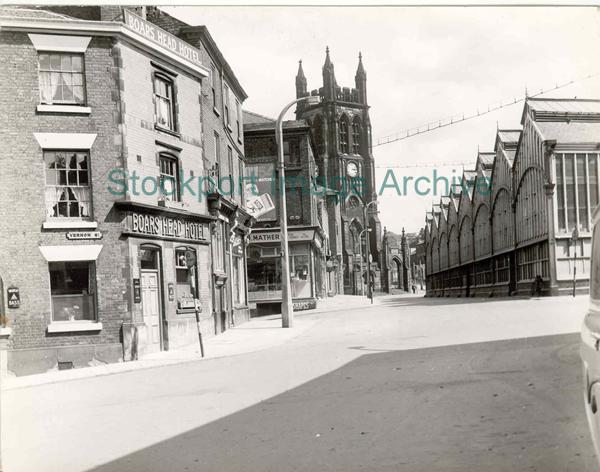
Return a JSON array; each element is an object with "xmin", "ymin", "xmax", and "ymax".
[
  {"xmin": 44, "ymin": 151, "xmax": 91, "ymax": 219},
  {"xmin": 175, "ymin": 247, "xmax": 197, "ymax": 311},
  {"xmin": 247, "ymin": 246, "xmax": 282, "ymax": 295},
  {"xmin": 159, "ymin": 153, "xmax": 180, "ymax": 202},
  {"xmin": 49, "ymin": 261, "xmax": 96, "ymax": 321},
  {"xmin": 232, "ymin": 254, "xmax": 244, "ymax": 305},
  {"xmin": 38, "ymin": 52, "xmax": 86, "ymax": 105},
  {"xmin": 153, "ymin": 73, "xmax": 176, "ymax": 131},
  {"xmin": 291, "ymin": 253, "xmax": 311, "ymax": 298}
]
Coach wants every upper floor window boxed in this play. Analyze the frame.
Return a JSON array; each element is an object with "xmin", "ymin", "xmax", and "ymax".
[
  {"xmin": 159, "ymin": 153, "xmax": 180, "ymax": 202},
  {"xmin": 339, "ymin": 116, "xmax": 349, "ymax": 154},
  {"xmin": 235, "ymin": 99, "xmax": 241, "ymax": 138},
  {"xmin": 39, "ymin": 53, "xmax": 86, "ymax": 105},
  {"xmin": 224, "ymin": 84, "xmax": 231, "ymax": 128},
  {"xmin": 210, "ymin": 64, "xmax": 217, "ymax": 108},
  {"xmin": 555, "ymin": 153, "xmax": 599, "ymax": 232},
  {"xmin": 352, "ymin": 119, "xmax": 361, "ymax": 154},
  {"xmin": 44, "ymin": 151, "xmax": 91, "ymax": 219},
  {"xmin": 153, "ymin": 73, "xmax": 175, "ymax": 131}
]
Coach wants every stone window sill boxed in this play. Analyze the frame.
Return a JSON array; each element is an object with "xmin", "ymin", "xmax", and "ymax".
[
  {"xmin": 0, "ymin": 327, "xmax": 12, "ymax": 337},
  {"xmin": 43, "ymin": 220, "xmax": 98, "ymax": 230},
  {"xmin": 48, "ymin": 322, "xmax": 102, "ymax": 333},
  {"xmin": 37, "ymin": 104, "xmax": 91, "ymax": 114}
]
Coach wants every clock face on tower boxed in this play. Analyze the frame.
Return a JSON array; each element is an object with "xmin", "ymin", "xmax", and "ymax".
[{"xmin": 346, "ymin": 161, "xmax": 358, "ymax": 178}]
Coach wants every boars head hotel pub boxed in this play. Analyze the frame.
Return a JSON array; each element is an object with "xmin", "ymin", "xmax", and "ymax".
[{"xmin": 0, "ymin": 6, "xmax": 251, "ymax": 376}]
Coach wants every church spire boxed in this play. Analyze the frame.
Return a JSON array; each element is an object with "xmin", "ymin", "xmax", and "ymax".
[
  {"xmin": 356, "ymin": 51, "xmax": 366, "ymax": 79},
  {"xmin": 355, "ymin": 52, "xmax": 367, "ymax": 105},
  {"xmin": 322, "ymin": 46, "xmax": 336, "ymax": 100},
  {"xmin": 295, "ymin": 59, "xmax": 307, "ymax": 98}
]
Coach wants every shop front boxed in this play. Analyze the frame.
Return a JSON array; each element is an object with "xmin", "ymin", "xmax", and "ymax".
[
  {"xmin": 117, "ymin": 202, "xmax": 213, "ymax": 360},
  {"xmin": 247, "ymin": 227, "xmax": 325, "ymax": 315}
]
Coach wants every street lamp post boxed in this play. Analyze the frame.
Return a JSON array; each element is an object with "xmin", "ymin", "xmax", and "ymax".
[
  {"xmin": 572, "ymin": 227, "xmax": 580, "ymax": 298},
  {"xmin": 358, "ymin": 228, "xmax": 372, "ymax": 296},
  {"xmin": 276, "ymin": 95, "xmax": 320, "ymax": 328},
  {"xmin": 363, "ymin": 200, "xmax": 378, "ymax": 304}
]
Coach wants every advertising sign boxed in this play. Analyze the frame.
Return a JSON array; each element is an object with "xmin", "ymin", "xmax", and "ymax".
[{"xmin": 245, "ymin": 163, "xmax": 276, "ymax": 221}]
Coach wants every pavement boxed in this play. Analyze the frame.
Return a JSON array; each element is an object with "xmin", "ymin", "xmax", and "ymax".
[
  {"xmin": 2, "ymin": 294, "xmax": 594, "ymax": 472},
  {"xmin": 2, "ymin": 293, "xmax": 380, "ymax": 391}
]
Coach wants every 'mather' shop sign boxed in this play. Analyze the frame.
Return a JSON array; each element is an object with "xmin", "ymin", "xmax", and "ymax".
[
  {"xmin": 128, "ymin": 212, "xmax": 208, "ymax": 242},
  {"xmin": 123, "ymin": 10, "xmax": 203, "ymax": 69}
]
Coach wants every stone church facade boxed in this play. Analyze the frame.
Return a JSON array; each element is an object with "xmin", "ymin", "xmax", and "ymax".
[{"xmin": 294, "ymin": 49, "xmax": 382, "ymax": 294}]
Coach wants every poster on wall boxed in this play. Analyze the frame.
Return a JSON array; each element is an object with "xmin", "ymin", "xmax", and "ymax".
[{"xmin": 244, "ymin": 163, "xmax": 276, "ymax": 221}]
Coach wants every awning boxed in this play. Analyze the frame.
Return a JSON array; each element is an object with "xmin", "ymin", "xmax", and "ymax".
[{"xmin": 39, "ymin": 245, "xmax": 103, "ymax": 262}]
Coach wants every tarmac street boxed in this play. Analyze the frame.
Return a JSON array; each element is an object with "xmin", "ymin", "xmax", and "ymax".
[{"xmin": 3, "ymin": 295, "xmax": 595, "ymax": 472}]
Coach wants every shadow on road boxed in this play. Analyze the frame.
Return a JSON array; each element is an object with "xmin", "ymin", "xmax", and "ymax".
[
  {"xmin": 88, "ymin": 333, "xmax": 595, "ymax": 472},
  {"xmin": 378, "ymin": 295, "xmax": 536, "ymax": 308}
]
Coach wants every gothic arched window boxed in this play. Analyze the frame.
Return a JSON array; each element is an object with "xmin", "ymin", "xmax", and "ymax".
[
  {"xmin": 352, "ymin": 118, "xmax": 361, "ymax": 154},
  {"xmin": 339, "ymin": 115, "xmax": 349, "ymax": 154},
  {"xmin": 313, "ymin": 114, "xmax": 324, "ymax": 155}
]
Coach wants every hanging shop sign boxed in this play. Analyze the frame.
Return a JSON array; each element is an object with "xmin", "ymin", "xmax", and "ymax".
[{"xmin": 127, "ymin": 212, "xmax": 208, "ymax": 243}]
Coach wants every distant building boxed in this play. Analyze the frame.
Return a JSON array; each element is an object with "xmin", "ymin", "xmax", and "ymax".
[
  {"xmin": 294, "ymin": 49, "xmax": 383, "ymax": 295},
  {"xmin": 243, "ymin": 113, "xmax": 340, "ymax": 314},
  {"xmin": 381, "ymin": 228, "xmax": 411, "ymax": 293},
  {"xmin": 424, "ymin": 98, "xmax": 600, "ymax": 297}
]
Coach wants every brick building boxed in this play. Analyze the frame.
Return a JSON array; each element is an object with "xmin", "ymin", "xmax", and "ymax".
[
  {"xmin": 294, "ymin": 50, "xmax": 383, "ymax": 295},
  {"xmin": 0, "ymin": 6, "xmax": 251, "ymax": 375},
  {"xmin": 424, "ymin": 98, "xmax": 600, "ymax": 297},
  {"xmin": 243, "ymin": 113, "xmax": 339, "ymax": 313}
]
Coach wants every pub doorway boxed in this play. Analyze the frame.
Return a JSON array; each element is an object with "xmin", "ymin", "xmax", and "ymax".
[{"xmin": 140, "ymin": 245, "xmax": 164, "ymax": 353}]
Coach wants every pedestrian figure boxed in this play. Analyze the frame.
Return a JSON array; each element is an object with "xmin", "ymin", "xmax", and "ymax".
[
  {"xmin": 531, "ymin": 274, "xmax": 543, "ymax": 297},
  {"xmin": 411, "ymin": 284, "xmax": 416, "ymax": 294}
]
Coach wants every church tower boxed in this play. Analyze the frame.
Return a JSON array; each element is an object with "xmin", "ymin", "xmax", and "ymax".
[{"xmin": 295, "ymin": 48, "xmax": 382, "ymax": 295}]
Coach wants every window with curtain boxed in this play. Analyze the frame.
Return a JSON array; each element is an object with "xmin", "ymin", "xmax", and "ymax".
[
  {"xmin": 44, "ymin": 151, "xmax": 91, "ymax": 219},
  {"xmin": 153, "ymin": 73, "xmax": 175, "ymax": 131},
  {"xmin": 38, "ymin": 52, "xmax": 86, "ymax": 105}
]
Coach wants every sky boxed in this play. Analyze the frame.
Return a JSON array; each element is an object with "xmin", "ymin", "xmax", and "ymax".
[{"xmin": 165, "ymin": 6, "xmax": 600, "ymax": 235}]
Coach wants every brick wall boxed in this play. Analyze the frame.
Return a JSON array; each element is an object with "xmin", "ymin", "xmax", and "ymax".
[{"xmin": 0, "ymin": 32, "xmax": 126, "ymax": 351}]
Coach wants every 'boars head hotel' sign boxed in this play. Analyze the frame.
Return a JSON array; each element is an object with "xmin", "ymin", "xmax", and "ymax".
[
  {"xmin": 123, "ymin": 10, "xmax": 203, "ymax": 68},
  {"xmin": 127, "ymin": 212, "xmax": 208, "ymax": 243}
]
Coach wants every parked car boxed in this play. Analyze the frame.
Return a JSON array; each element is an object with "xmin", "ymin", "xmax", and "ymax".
[{"xmin": 581, "ymin": 210, "xmax": 600, "ymax": 461}]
